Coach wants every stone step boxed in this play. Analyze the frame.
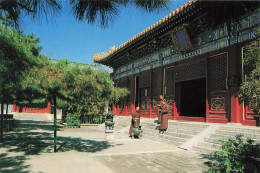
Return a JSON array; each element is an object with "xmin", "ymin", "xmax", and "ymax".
[
  {"xmin": 141, "ymin": 118, "xmax": 209, "ymax": 128},
  {"xmin": 210, "ymin": 133, "xmax": 260, "ymax": 141},
  {"xmin": 192, "ymin": 145, "xmax": 218, "ymax": 155},
  {"xmin": 166, "ymin": 128, "xmax": 201, "ymax": 135},
  {"xmin": 215, "ymin": 129, "xmax": 260, "ymax": 139},
  {"xmin": 219, "ymin": 126, "xmax": 260, "ymax": 134},
  {"xmin": 204, "ymin": 137, "xmax": 222, "ymax": 144},
  {"xmin": 142, "ymin": 134, "xmax": 183, "ymax": 146},
  {"xmin": 204, "ymin": 136, "xmax": 260, "ymax": 145},
  {"xmin": 163, "ymin": 131, "xmax": 194, "ymax": 139},
  {"xmin": 142, "ymin": 130, "xmax": 188, "ymax": 143},
  {"xmin": 142, "ymin": 123, "xmax": 206, "ymax": 133},
  {"xmin": 198, "ymin": 141, "xmax": 221, "ymax": 150}
]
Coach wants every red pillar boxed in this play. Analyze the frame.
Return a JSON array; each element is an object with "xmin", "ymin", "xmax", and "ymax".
[
  {"xmin": 117, "ymin": 105, "xmax": 120, "ymax": 115},
  {"xmin": 12, "ymin": 102, "xmax": 16, "ymax": 112},
  {"xmin": 174, "ymin": 101, "xmax": 179, "ymax": 118},
  {"xmin": 230, "ymin": 87, "xmax": 241, "ymax": 123},
  {"xmin": 112, "ymin": 104, "xmax": 115, "ymax": 114},
  {"xmin": 130, "ymin": 103, "xmax": 133, "ymax": 115},
  {"xmin": 206, "ymin": 98, "xmax": 209, "ymax": 122},
  {"xmin": 125, "ymin": 105, "xmax": 128, "ymax": 116},
  {"xmin": 47, "ymin": 102, "xmax": 51, "ymax": 114},
  {"xmin": 149, "ymin": 103, "xmax": 152, "ymax": 118}
]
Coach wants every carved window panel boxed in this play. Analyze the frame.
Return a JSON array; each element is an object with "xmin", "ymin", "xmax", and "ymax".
[
  {"xmin": 210, "ymin": 97, "xmax": 225, "ymax": 111},
  {"xmin": 175, "ymin": 59, "xmax": 206, "ymax": 82},
  {"xmin": 127, "ymin": 78, "xmax": 131, "ymax": 102},
  {"xmin": 141, "ymin": 88, "xmax": 150, "ymax": 98},
  {"xmin": 140, "ymin": 72, "xmax": 151, "ymax": 88},
  {"xmin": 140, "ymin": 88, "xmax": 150, "ymax": 110},
  {"xmin": 208, "ymin": 53, "xmax": 227, "ymax": 92},
  {"xmin": 248, "ymin": 99, "xmax": 259, "ymax": 111},
  {"xmin": 166, "ymin": 99, "xmax": 175, "ymax": 116},
  {"xmin": 208, "ymin": 94, "xmax": 227, "ymax": 119},
  {"xmin": 152, "ymin": 99, "xmax": 158, "ymax": 110},
  {"xmin": 165, "ymin": 68, "xmax": 175, "ymax": 96},
  {"xmin": 117, "ymin": 77, "xmax": 128, "ymax": 88},
  {"xmin": 140, "ymin": 99, "xmax": 150, "ymax": 110},
  {"xmin": 242, "ymin": 46, "xmax": 258, "ymax": 120},
  {"xmin": 152, "ymin": 71, "xmax": 161, "ymax": 98}
]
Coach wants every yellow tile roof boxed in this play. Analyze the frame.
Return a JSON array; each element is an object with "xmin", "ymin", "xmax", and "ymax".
[{"xmin": 93, "ymin": 0, "xmax": 196, "ymax": 62}]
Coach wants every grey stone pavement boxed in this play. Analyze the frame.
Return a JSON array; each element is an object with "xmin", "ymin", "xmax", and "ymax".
[{"xmin": 0, "ymin": 113, "xmax": 211, "ymax": 173}]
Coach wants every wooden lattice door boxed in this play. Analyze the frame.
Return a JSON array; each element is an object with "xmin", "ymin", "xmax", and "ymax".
[{"xmin": 208, "ymin": 53, "xmax": 228, "ymax": 120}]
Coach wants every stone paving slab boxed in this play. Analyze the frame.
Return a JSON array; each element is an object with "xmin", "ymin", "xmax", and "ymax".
[
  {"xmin": 96, "ymin": 150, "xmax": 209, "ymax": 173},
  {"xmin": 0, "ymin": 113, "xmax": 211, "ymax": 173}
]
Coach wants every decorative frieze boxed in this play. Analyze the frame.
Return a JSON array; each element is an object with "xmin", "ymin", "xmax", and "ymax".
[
  {"xmin": 114, "ymin": 9, "xmax": 259, "ymax": 80},
  {"xmin": 211, "ymin": 97, "xmax": 225, "ymax": 111}
]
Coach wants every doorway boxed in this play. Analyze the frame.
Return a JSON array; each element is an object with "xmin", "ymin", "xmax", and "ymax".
[{"xmin": 179, "ymin": 78, "xmax": 206, "ymax": 117}]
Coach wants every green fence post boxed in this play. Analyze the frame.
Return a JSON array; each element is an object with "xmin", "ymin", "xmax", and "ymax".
[{"xmin": 54, "ymin": 96, "xmax": 57, "ymax": 152}]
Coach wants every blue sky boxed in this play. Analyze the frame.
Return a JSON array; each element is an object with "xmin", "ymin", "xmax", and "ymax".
[{"xmin": 22, "ymin": 0, "xmax": 189, "ymax": 66}]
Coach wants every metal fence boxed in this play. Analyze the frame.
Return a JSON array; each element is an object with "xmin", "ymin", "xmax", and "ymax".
[{"xmin": 81, "ymin": 115, "xmax": 105, "ymax": 124}]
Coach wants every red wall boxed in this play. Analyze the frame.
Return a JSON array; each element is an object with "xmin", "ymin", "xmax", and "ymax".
[{"xmin": 13, "ymin": 102, "xmax": 51, "ymax": 114}]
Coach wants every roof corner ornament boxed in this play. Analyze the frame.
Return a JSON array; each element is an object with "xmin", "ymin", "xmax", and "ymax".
[
  {"xmin": 93, "ymin": 46, "xmax": 116, "ymax": 61},
  {"xmin": 108, "ymin": 46, "xmax": 116, "ymax": 54}
]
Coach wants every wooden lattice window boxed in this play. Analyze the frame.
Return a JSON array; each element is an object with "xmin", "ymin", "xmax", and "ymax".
[
  {"xmin": 175, "ymin": 59, "xmax": 206, "ymax": 81},
  {"xmin": 165, "ymin": 68, "xmax": 175, "ymax": 96},
  {"xmin": 141, "ymin": 88, "xmax": 150, "ymax": 98},
  {"xmin": 208, "ymin": 53, "xmax": 227, "ymax": 91},
  {"xmin": 126, "ymin": 78, "xmax": 131, "ymax": 103},
  {"xmin": 117, "ymin": 77, "xmax": 127, "ymax": 88},
  {"xmin": 152, "ymin": 71, "xmax": 160, "ymax": 97},
  {"xmin": 140, "ymin": 88, "xmax": 150, "ymax": 110},
  {"xmin": 140, "ymin": 72, "xmax": 151, "ymax": 88}
]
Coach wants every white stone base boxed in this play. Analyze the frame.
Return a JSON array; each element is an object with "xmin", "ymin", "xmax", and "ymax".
[{"xmin": 105, "ymin": 129, "xmax": 115, "ymax": 141}]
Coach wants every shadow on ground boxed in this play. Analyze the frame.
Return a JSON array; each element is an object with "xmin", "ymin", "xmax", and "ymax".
[
  {"xmin": 0, "ymin": 153, "xmax": 30, "ymax": 173},
  {"xmin": 200, "ymin": 153, "xmax": 219, "ymax": 172},
  {"xmin": 1, "ymin": 132, "xmax": 113, "ymax": 155},
  {"xmin": 12, "ymin": 120, "xmax": 63, "ymax": 132},
  {"xmin": 0, "ymin": 120, "xmax": 115, "ymax": 172}
]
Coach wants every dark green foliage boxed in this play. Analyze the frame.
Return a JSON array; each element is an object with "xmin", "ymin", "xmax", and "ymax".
[
  {"xmin": 0, "ymin": 0, "xmax": 61, "ymax": 28},
  {"xmin": 0, "ymin": 20, "xmax": 129, "ymax": 127},
  {"xmin": 210, "ymin": 134, "xmax": 260, "ymax": 173},
  {"xmin": 70, "ymin": 0, "xmax": 169, "ymax": 27},
  {"xmin": 66, "ymin": 113, "xmax": 81, "ymax": 127},
  {"xmin": 0, "ymin": 21, "xmax": 43, "ymax": 105},
  {"xmin": 1, "ymin": 0, "xmax": 169, "ymax": 28},
  {"xmin": 55, "ymin": 62, "xmax": 129, "ymax": 123},
  {"xmin": 0, "ymin": 20, "xmax": 43, "ymax": 142},
  {"xmin": 238, "ymin": 37, "xmax": 260, "ymax": 113}
]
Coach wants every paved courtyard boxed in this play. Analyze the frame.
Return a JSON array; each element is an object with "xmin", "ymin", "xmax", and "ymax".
[{"xmin": 0, "ymin": 113, "xmax": 211, "ymax": 173}]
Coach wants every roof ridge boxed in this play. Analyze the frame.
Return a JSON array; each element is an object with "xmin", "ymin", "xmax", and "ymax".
[{"xmin": 94, "ymin": 0, "xmax": 196, "ymax": 62}]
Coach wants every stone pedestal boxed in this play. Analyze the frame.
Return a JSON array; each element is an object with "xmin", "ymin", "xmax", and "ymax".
[{"xmin": 105, "ymin": 129, "xmax": 115, "ymax": 141}]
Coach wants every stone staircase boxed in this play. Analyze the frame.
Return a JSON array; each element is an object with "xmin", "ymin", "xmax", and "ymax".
[
  {"xmin": 114, "ymin": 116, "xmax": 209, "ymax": 147},
  {"xmin": 193, "ymin": 124, "xmax": 260, "ymax": 154},
  {"xmin": 114, "ymin": 116, "xmax": 260, "ymax": 155},
  {"xmin": 141, "ymin": 119, "xmax": 209, "ymax": 147}
]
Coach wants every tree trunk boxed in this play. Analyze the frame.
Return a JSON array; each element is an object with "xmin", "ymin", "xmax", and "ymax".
[
  {"xmin": 6, "ymin": 103, "xmax": 8, "ymax": 115},
  {"xmin": 0, "ymin": 99, "xmax": 4, "ymax": 143},
  {"xmin": 54, "ymin": 95, "xmax": 57, "ymax": 152}
]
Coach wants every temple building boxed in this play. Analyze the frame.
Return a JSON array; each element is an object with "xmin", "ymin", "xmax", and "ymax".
[{"xmin": 94, "ymin": 0, "xmax": 259, "ymax": 126}]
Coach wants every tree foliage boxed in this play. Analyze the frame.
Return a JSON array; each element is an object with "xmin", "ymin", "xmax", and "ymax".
[
  {"xmin": 238, "ymin": 38, "xmax": 260, "ymax": 113},
  {"xmin": 210, "ymin": 134, "xmax": 260, "ymax": 173},
  {"xmin": 0, "ymin": 21, "xmax": 40, "ymax": 104},
  {"xmin": 0, "ymin": 0, "xmax": 169, "ymax": 28},
  {"xmin": 0, "ymin": 0, "xmax": 61, "ymax": 27},
  {"xmin": 0, "ymin": 19, "xmax": 129, "ymax": 126},
  {"xmin": 54, "ymin": 62, "xmax": 129, "ymax": 123}
]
